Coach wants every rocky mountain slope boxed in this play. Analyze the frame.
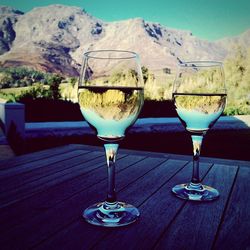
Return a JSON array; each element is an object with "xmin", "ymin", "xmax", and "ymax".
[
  {"xmin": 0, "ymin": 4, "xmax": 249, "ymax": 76},
  {"xmin": 215, "ymin": 29, "xmax": 250, "ymax": 51},
  {"xmin": 0, "ymin": 6, "xmax": 23, "ymax": 55}
]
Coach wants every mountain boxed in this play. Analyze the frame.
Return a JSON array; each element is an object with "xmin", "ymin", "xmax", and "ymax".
[
  {"xmin": 215, "ymin": 29, "xmax": 250, "ymax": 51},
  {"xmin": 0, "ymin": 4, "xmax": 249, "ymax": 76},
  {"xmin": 0, "ymin": 6, "xmax": 23, "ymax": 55}
]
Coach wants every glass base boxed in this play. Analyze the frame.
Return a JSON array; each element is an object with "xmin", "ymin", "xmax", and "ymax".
[
  {"xmin": 83, "ymin": 201, "xmax": 140, "ymax": 227},
  {"xmin": 172, "ymin": 183, "xmax": 219, "ymax": 201}
]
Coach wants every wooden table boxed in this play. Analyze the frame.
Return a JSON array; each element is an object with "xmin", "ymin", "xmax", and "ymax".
[{"xmin": 0, "ymin": 144, "xmax": 249, "ymax": 250}]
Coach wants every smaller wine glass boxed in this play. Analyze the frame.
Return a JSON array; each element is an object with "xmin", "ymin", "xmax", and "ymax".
[
  {"xmin": 78, "ymin": 50, "xmax": 144, "ymax": 226},
  {"xmin": 172, "ymin": 61, "xmax": 227, "ymax": 201}
]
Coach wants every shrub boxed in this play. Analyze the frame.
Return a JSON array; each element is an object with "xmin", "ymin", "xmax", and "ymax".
[
  {"xmin": 15, "ymin": 84, "xmax": 51, "ymax": 100},
  {"xmin": 18, "ymin": 98, "xmax": 83, "ymax": 122},
  {"xmin": 47, "ymin": 74, "xmax": 63, "ymax": 100},
  {"xmin": 0, "ymin": 92, "xmax": 16, "ymax": 102},
  {"xmin": 224, "ymin": 105, "xmax": 250, "ymax": 116},
  {"xmin": 0, "ymin": 67, "xmax": 51, "ymax": 89},
  {"xmin": 139, "ymin": 100, "xmax": 177, "ymax": 118}
]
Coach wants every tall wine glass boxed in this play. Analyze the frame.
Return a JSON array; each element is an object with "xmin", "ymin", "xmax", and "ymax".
[
  {"xmin": 78, "ymin": 50, "xmax": 144, "ymax": 226},
  {"xmin": 172, "ymin": 61, "xmax": 227, "ymax": 201}
]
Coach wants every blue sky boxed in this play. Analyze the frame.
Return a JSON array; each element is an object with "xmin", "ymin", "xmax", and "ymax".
[{"xmin": 1, "ymin": 0, "xmax": 250, "ymax": 41}]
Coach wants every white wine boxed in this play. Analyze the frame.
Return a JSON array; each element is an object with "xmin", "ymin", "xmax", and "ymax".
[
  {"xmin": 78, "ymin": 86, "xmax": 144, "ymax": 141},
  {"xmin": 173, "ymin": 93, "xmax": 227, "ymax": 134}
]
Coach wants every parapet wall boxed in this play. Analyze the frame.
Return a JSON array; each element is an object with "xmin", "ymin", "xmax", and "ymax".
[
  {"xmin": 25, "ymin": 116, "xmax": 250, "ymax": 138},
  {"xmin": 0, "ymin": 102, "xmax": 25, "ymax": 138},
  {"xmin": 0, "ymin": 101, "xmax": 249, "ymax": 159}
]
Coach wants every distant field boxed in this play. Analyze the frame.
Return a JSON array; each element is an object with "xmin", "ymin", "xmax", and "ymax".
[
  {"xmin": 0, "ymin": 84, "xmax": 54, "ymax": 101},
  {"xmin": 0, "ymin": 81, "xmax": 249, "ymax": 117},
  {"xmin": 0, "ymin": 86, "xmax": 31, "ymax": 94},
  {"xmin": 0, "ymin": 85, "xmax": 51, "ymax": 94}
]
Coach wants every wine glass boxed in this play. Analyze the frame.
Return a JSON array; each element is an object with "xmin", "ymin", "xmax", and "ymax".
[
  {"xmin": 172, "ymin": 61, "xmax": 227, "ymax": 201},
  {"xmin": 78, "ymin": 50, "xmax": 144, "ymax": 226}
]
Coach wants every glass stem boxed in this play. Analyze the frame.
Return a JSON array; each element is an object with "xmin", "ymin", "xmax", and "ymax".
[
  {"xmin": 191, "ymin": 134, "xmax": 204, "ymax": 185},
  {"xmin": 104, "ymin": 143, "xmax": 119, "ymax": 203}
]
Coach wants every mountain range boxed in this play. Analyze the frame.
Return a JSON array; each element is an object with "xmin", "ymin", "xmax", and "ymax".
[{"xmin": 0, "ymin": 4, "xmax": 250, "ymax": 76}]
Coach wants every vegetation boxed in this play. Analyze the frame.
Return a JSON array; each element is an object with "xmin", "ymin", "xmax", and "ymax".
[
  {"xmin": 47, "ymin": 74, "xmax": 63, "ymax": 100},
  {"xmin": 141, "ymin": 46, "xmax": 250, "ymax": 114},
  {"xmin": 223, "ymin": 46, "xmax": 250, "ymax": 115},
  {"xmin": 0, "ymin": 67, "xmax": 48, "ymax": 88},
  {"xmin": 0, "ymin": 46, "xmax": 249, "ymax": 120},
  {"xmin": 0, "ymin": 67, "xmax": 64, "ymax": 101},
  {"xmin": 21, "ymin": 98, "xmax": 83, "ymax": 122}
]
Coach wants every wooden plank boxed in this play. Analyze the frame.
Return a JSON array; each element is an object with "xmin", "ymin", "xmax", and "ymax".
[
  {"xmin": 34, "ymin": 158, "xmax": 189, "ymax": 250},
  {"xmin": 0, "ymin": 151, "xmax": 106, "ymax": 207},
  {"xmin": 119, "ymin": 159, "xmax": 188, "ymax": 206},
  {"xmin": 213, "ymin": 167, "xmax": 250, "ymax": 249},
  {"xmin": 0, "ymin": 144, "xmax": 86, "ymax": 170},
  {"xmin": 0, "ymin": 149, "xmax": 90, "ymax": 179},
  {"xmin": 0, "ymin": 156, "xmax": 148, "ymax": 238},
  {"xmin": 116, "ymin": 144, "xmax": 250, "ymax": 167},
  {"xmin": 199, "ymin": 156, "xmax": 250, "ymax": 167},
  {"xmin": 118, "ymin": 147, "xmax": 170, "ymax": 159},
  {"xmin": 0, "ymin": 154, "xmax": 144, "ymax": 232},
  {"xmin": 0, "ymin": 155, "xmax": 105, "ymax": 226},
  {"xmin": 155, "ymin": 164, "xmax": 238, "ymax": 250},
  {"xmin": 74, "ymin": 144, "xmax": 170, "ymax": 157},
  {"xmin": 82, "ymin": 144, "xmax": 250, "ymax": 166},
  {"xmin": 0, "ymin": 155, "xmax": 160, "ymax": 248},
  {"xmin": 0, "ymin": 151, "xmax": 103, "ymax": 193},
  {"xmin": 91, "ymin": 162, "xmax": 212, "ymax": 250},
  {"xmin": 0, "ymin": 152, "xmax": 131, "ymax": 208},
  {"xmin": 168, "ymin": 153, "xmax": 250, "ymax": 167}
]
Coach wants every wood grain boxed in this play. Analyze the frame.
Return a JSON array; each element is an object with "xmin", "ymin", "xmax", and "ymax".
[
  {"xmin": 0, "ymin": 144, "xmax": 249, "ymax": 250},
  {"xmin": 213, "ymin": 166, "xmax": 250, "ymax": 250},
  {"xmin": 0, "ymin": 156, "xmax": 165, "ymax": 249},
  {"xmin": 0, "ymin": 144, "xmax": 85, "ymax": 170},
  {"xmin": 155, "ymin": 164, "xmax": 238, "ymax": 250}
]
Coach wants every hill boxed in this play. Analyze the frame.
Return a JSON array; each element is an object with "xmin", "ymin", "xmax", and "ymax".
[{"xmin": 0, "ymin": 4, "xmax": 249, "ymax": 76}]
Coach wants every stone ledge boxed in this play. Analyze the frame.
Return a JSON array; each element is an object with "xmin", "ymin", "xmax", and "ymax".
[{"xmin": 25, "ymin": 115, "xmax": 250, "ymax": 138}]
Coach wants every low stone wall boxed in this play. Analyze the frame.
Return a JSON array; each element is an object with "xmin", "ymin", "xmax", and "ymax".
[
  {"xmin": 25, "ymin": 115, "xmax": 250, "ymax": 138},
  {"xmin": 1, "ymin": 100, "xmax": 248, "ymax": 139},
  {"xmin": 0, "ymin": 102, "xmax": 25, "ymax": 138},
  {"xmin": 24, "ymin": 116, "xmax": 250, "ymax": 160},
  {"xmin": 0, "ymin": 100, "xmax": 249, "ymax": 159}
]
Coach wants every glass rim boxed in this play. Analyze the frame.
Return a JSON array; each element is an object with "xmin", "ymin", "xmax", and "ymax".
[
  {"xmin": 83, "ymin": 49, "xmax": 139, "ymax": 60},
  {"xmin": 178, "ymin": 61, "xmax": 223, "ymax": 68}
]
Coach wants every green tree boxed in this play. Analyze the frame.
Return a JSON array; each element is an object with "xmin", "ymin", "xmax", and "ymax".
[
  {"xmin": 48, "ymin": 74, "xmax": 63, "ymax": 100},
  {"xmin": 142, "ymin": 66, "xmax": 149, "ymax": 83},
  {"xmin": 224, "ymin": 45, "xmax": 250, "ymax": 115},
  {"xmin": 69, "ymin": 77, "xmax": 77, "ymax": 88},
  {"xmin": 0, "ymin": 72, "xmax": 13, "ymax": 88}
]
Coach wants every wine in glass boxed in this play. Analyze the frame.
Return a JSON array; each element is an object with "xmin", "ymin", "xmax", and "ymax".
[
  {"xmin": 172, "ymin": 61, "xmax": 227, "ymax": 201},
  {"xmin": 78, "ymin": 50, "xmax": 144, "ymax": 226}
]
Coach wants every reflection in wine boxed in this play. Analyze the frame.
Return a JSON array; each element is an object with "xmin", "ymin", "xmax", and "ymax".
[{"xmin": 78, "ymin": 86, "xmax": 143, "ymax": 141}]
